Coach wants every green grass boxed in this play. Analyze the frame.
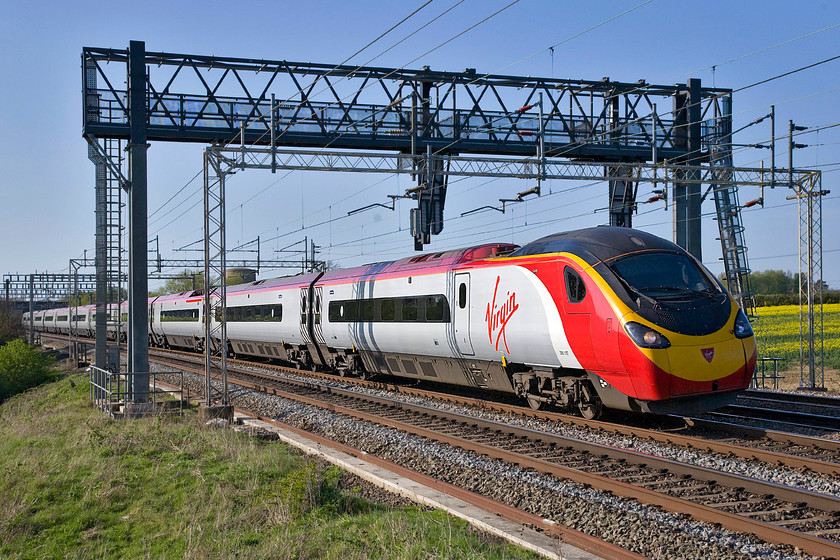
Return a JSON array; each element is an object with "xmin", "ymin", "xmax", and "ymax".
[{"xmin": 0, "ymin": 371, "xmax": 538, "ymax": 559}]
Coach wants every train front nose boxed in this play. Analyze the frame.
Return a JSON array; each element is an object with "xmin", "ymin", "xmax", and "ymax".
[
  {"xmin": 664, "ymin": 334, "xmax": 754, "ymax": 396},
  {"xmin": 620, "ymin": 318, "xmax": 756, "ymax": 401}
]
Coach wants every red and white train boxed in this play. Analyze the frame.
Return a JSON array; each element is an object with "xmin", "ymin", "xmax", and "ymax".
[{"xmin": 26, "ymin": 227, "xmax": 756, "ymax": 418}]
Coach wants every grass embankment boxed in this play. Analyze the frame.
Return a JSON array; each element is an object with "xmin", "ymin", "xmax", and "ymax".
[
  {"xmin": 0, "ymin": 372, "xmax": 536, "ymax": 559},
  {"xmin": 752, "ymin": 302, "xmax": 840, "ymax": 392}
]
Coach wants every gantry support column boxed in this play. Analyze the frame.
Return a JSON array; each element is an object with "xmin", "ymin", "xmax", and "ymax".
[
  {"xmin": 128, "ymin": 40, "xmax": 149, "ymax": 400},
  {"xmin": 791, "ymin": 174, "xmax": 826, "ymax": 390},
  {"xmin": 673, "ymin": 79, "xmax": 703, "ymax": 259},
  {"xmin": 710, "ymin": 95, "xmax": 755, "ymax": 316},
  {"xmin": 86, "ymin": 58, "xmax": 109, "ymax": 373},
  {"xmin": 203, "ymin": 148, "xmax": 229, "ymax": 407},
  {"xmin": 28, "ymin": 275, "xmax": 34, "ymax": 346}
]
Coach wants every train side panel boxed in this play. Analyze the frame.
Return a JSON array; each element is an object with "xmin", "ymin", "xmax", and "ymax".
[
  {"xmin": 459, "ymin": 264, "xmax": 582, "ymax": 370},
  {"xmin": 320, "ymin": 272, "xmax": 453, "ymax": 358}
]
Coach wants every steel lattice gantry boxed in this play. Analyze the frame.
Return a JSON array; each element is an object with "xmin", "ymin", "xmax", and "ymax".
[
  {"xmin": 82, "ymin": 44, "xmax": 734, "ymax": 244},
  {"xmin": 82, "ymin": 41, "xmax": 746, "ymax": 401},
  {"xmin": 4, "ymin": 273, "xmax": 98, "ymax": 301}
]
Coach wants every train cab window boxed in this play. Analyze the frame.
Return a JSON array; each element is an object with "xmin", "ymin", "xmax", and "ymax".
[
  {"xmin": 458, "ymin": 283, "xmax": 467, "ymax": 309},
  {"xmin": 425, "ymin": 295, "xmax": 450, "ymax": 322},
  {"xmin": 565, "ymin": 267, "xmax": 586, "ymax": 303},
  {"xmin": 401, "ymin": 298, "xmax": 418, "ymax": 321},
  {"xmin": 379, "ymin": 299, "xmax": 395, "ymax": 321}
]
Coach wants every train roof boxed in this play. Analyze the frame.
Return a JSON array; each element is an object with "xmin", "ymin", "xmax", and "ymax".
[
  {"xmin": 318, "ymin": 243, "xmax": 519, "ymax": 284},
  {"xmin": 509, "ymin": 226, "xmax": 682, "ymax": 265}
]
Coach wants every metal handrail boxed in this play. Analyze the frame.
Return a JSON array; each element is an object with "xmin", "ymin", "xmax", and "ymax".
[{"xmin": 88, "ymin": 366, "xmax": 185, "ymax": 418}]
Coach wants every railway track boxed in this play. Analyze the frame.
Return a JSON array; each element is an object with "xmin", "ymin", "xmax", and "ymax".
[
  {"xmin": 44, "ymin": 333, "xmax": 840, "ymax": 467},
  {"xmin": 143, "ymin": 349, "xmax": 840, "ymax": 559},
  {"xmin": 156, "ymin": 345, "xmax": 840, "ymax": 476},
  {"xmin": 697, "ymin": 389, "xmax": 840, "ymax": 433}
]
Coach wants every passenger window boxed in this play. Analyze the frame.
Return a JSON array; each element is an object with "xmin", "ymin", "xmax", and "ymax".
[
  {"xmin": 343, "ymin": 301, "xmax": 358, "ymax": 321},
  {"xmin": 402, "ymin": 298, "xmax": 418, "ymax": 321},
  {"xmin": 328, "ymin": 302, "xmax": 342, "ymax": 322},
  {"xmin": 360, "ymin": 300, "xmax": 375, "ymax": 321},
  {"xmin": 565, "ymin": 267, "xmax": 586, "ymax": 303},
  {"xmin": 379, "ymin": 299, "xmax": 395, "ymax": 321},
  {"xmin": 425, "ymin": 295, "xmax": 449, "ymax": 322}
]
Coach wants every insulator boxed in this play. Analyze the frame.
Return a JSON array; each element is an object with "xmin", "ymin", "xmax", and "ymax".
[
  {"xmin": 517, "ymin": 130, "xmax": 535, "ymax": 137},
  {"xmin": 517, "ymin": 104, "xmax": 534, "ymax": 113},
  {"xmin": 646, "ymin": 195, "xmax": 662, "ymax": 203},
  {"xmin": 743, "ymin": 198, "xmax": 762, "ymax": 208}
]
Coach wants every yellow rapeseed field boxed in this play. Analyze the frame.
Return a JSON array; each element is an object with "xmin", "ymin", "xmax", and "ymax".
[{"xmin": 752, "ymin": 303, "xmax": 840, "ymax": 392}]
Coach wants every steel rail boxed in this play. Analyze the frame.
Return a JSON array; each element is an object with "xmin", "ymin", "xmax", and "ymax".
[
  {"xmin": 742, "ymin": 389, "xmax": 840, "ymax": 408},
  {"xmin": 704, "ymin": 405, "xmax": 840, "ymax": 432}
]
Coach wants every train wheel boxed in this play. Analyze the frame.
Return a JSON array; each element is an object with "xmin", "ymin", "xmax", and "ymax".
[
  {"xmin": 526, "ymin": 394, "xmax": 543, "ymax": 410},
  {"xmin": 578, "ymin": 400, "xmax": 603, "ymax": 420}
]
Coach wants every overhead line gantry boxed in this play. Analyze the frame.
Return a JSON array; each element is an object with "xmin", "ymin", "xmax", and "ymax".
[{"xmin": 81, "ymin": 41, "xmax": 824, "ymax": 401}]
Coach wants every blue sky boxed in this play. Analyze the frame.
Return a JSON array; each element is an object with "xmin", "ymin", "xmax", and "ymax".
[{"xmin": 1, "ymin": 0, "xmax": 838, "ymax": 290}]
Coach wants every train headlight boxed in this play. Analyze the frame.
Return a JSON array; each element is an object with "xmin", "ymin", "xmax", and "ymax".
[
  {"xmin": 624, "ymin": 322, "xmax": 671, "ymax": 349},
  {"xmin": 733, "ymin": 309, "xmax": 754, "ymax": 339}
]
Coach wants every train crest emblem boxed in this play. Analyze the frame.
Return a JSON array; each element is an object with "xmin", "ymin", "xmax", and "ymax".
[
  {"xmin": 485, "ymin": 276, "xmax": 519, "ymax": 354},
  {"xmin": 702, "ymin": 348, "xmax": 715, "ymax": 363}
]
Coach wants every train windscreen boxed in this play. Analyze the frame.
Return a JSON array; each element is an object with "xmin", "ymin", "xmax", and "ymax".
[{"xmin": 611, "ymin": 252, "xmax": 718, "ymax": 299}]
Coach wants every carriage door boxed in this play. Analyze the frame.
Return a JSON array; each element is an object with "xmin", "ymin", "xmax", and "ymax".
[
  {"xmin": 312, "ymin": 286, "xmax": 326, "ymax": 345},
  {"xmin": 561, "ymin": 266, "xmax": 598, "ymax": 368},
  {"xmin": 299, "ymin": 288, "xmax": 311, "ymax": 344},
  {"xmin": 454, "ymin": 273, "xmax": 474, "ymax": 355}
]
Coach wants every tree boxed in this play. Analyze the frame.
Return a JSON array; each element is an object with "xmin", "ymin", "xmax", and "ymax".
[
  {"xmin": 0, "ymin": 301, "xmax": 24, "ymax": 346},
  {"xmin": 67, "ymin": 285, "xmax": 127, "ymax": 307},
  {"xmin": 749, "ymin": 270, "xmax": 796, "ymax": 295},
  {"xmin": 150, "ymin": 270, "xmax": 205, "ymax": 296}
]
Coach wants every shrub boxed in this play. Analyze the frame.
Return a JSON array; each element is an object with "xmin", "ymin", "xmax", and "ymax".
[
  {"xmin": 0, "ymin": 339, "xmax": 58, "ymax": 402},
  {"xmin": 0, "ymin": 301, "xmax": 24, "ymax": 347}
]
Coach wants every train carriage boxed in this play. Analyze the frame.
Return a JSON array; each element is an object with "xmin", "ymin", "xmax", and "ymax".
[
  {"xmin": 153, "ymin": 292, "xmax": 204, "ymax": 350},
  {"xmin": 27, "ymin": 227, "xmax": 756, "ymax": 418},
  {"xmin": 215, "ymin": 277, "xmax": 306, "ymax": 362}
]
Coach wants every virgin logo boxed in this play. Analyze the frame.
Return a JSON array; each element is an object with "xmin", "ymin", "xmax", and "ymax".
[
  {"xmin": 485, "ymin": 276, "xmax": 519, "ymax": 353},
  {"xmin": 702, "ymin": 348, "xmax": 714, "ymax": 363}
]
